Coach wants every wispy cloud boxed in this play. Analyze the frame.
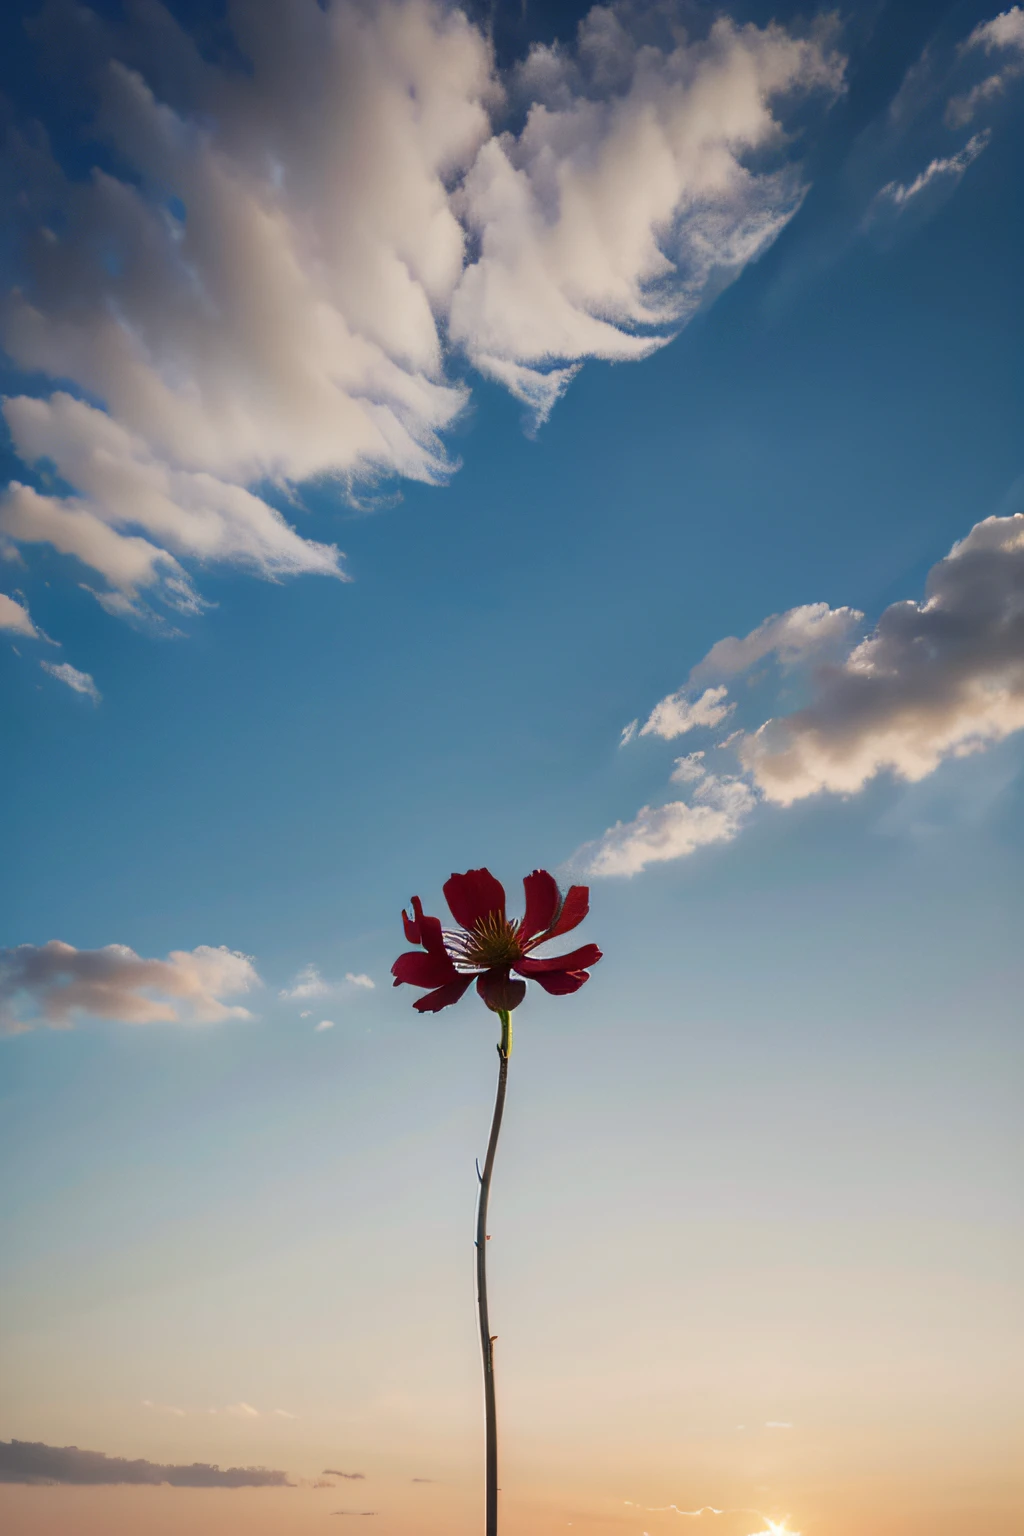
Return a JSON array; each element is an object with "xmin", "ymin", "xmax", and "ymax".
[
  {"xmin": 577, "ymin": 766, "xmax": 755, "ymax": 877},
  {"xmin": 314, "ymin": 1020, "xmax": 336, "ymax": 1033},
  {"xmin": 282, "ymin": 965, "xmax": 375, "ymax": 1005},
  {"xmin": 689, "ymin": 603, "xmax": 863, "ymax": 684},
  {"xmin": 872, "ymin": 130, "xmax": 991, "ymax": 211},
  {"xmin": 625, "ymin": 1504, "xmax": 727, "ymax": 1516},
  {"xmin": 1, "ymin": 1, "xmax": 844, "ymax": 628},
  {"xmin": 145, "ymin": 1399, "xmax": 295, "ymax": 1420},
  {"xmin": 625, "ymin": 1506, "xmax": 798, "ymax": 1536},
  {"xmin": 324, "ymin": 1470, "xmax": 366, "ymax": 1480},
  {"xmin": 0, "ymin": 940, "xmax": 259, "ymax": 1034},
  {"xmin": 0, "ymin": 592, "xmax": 38, "ymax": 637},
  {"xmin": 40, "ymin": 660, "xmax": 101, "ymax": 702},
  {"xmin": 280, "ymin": 964, "xmax": 330, "ymax": 1001},
  {"xmin": 0, "ymin": 1438, "xmax": 291, "ymax": 1488},
  {"xmin": 948, "ymin": 6, "xmax": 1024, "ymax": 125}
]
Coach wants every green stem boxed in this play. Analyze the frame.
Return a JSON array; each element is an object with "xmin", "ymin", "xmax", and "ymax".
[{"xmin": 476, "ymin": 1009, "xmax": 511, "ymax": 1536}]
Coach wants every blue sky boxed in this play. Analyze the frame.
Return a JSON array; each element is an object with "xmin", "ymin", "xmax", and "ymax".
[{"xmin": 1, "ymin": 3, "xmax": 1022, "ymax": 1534}]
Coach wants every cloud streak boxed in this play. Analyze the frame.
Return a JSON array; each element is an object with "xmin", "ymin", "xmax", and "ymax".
[
  {"xmin": 1, "ymin": 0, "xmax": 843, "ymax": 626},
  {"xmin": 0, "ymin": 940, "xmax": 260, "ymax": 1033},
  {"xmin": 0, "ymin": 1438, "xmax": 291, "ymax": 1488},
  {"xmin": 40, "ymin": 659, "xmax": 101, "ymax": 702},
  {"xmin": 0, "ymin": 592, "xmax": 38, "ymax": 637},
  {"xmin": 947, "ymin": 6, "xmax": 1024, "ymax": 126},
  {"xmin": 873, "ymin": 130, "xmax": 991, "ymax": 211}
]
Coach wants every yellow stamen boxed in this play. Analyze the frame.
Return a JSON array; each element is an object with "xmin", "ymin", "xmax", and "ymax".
[{"xmin": 447, "ymin": 912, "xmax": 524, "ymax": 971}]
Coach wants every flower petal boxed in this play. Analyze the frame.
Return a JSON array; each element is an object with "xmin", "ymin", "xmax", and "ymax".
[
  {"xmin": 533, "ymin": 884, "xmax": 589, "ymax": 944},
  {"xmin": 515, "ymin": 943, "xmax": 602, "ymax": 976},
  {"xmin": 413, "ymin": 976, "xmax": 475, "ymax": 1013},
  {"xmin": 417, "ymin": 912, "xmax": 448, "ymax": 958},
  {"xmin": 476, "ymin": 971, "xmax": 527, "ymax": 1013},
  {"xmin": 529, "ymin": 969, "xmax": 590, "ymax": 995},
  {"xmin": 391, "ymin": 950, "xmax": 459, "ymax": 988},
  {"xmin": 402, "ymin": 903, "xmax": 421, "ymax": 945},
  {"xmin": 519, "ymin": 869, "xmax": 560, "ymax": 942},
  {"xmin": 443, "ymin": 868, "xmax": 506, "ymax": 931}
]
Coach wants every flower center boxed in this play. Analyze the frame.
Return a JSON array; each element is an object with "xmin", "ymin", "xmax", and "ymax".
[{"xmin": 447, "ymin": 911, "xmax": 524, "ymax": 972}]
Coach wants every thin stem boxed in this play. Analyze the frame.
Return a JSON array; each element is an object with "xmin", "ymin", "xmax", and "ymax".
[{"xmin": 476, "ymin": 1009, "xmax": 511, "ymax": 1536}]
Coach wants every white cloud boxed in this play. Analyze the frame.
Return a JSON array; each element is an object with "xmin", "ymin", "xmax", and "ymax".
[
  {"xmin": 640, "ymin": 685, "xmax": 733, "ymax": 741},
  {"xmin": 578, "ymin": 769, "xmax": 755, "ymax": 877},
  {"xmin": 948, "ymin": 6, "xmax": 1024, "ymax": 125},
  {"xmin": 299, "ymin": 1009, "xmax": 312, "ymax": 1019},
  {"xmin": 343, "ymin": 972, "xmax": 375, "ymax": 989},
  {"xmin": 584, "ymin": 510, "xmax": 1024, "ymax": 875},
  {"xmin": 40, "ymin": 660, "xmax": 101, "ymax": 702},
  {"xmin": 142, "ymin": 1400, "xmax": 186, "ymax": 1417},
  {"xmin": 3, "ymin": 394, "xmax": 343, "ymax": 615},
  {"xmin": 669, "ymin": 751, "xmax": 706, "ymax": 783},
  {"xmin": 873, "ymin": 130, "xmax": 991, "ymax": 210},
  {"xmin": 315, "ymin": 1019, "xmax": 336, "ymax": 1032},
  {"xmin": 689, "ymin": 602, "xmax": 864, "ymax": 683},
  {"xmin": 0, "ymin": 592, "xmax": 38, "ymax": 637},
  {"xmin": 740, "ymin": 513, "xmax": 1024, "ymax": 804},
  {"xmin": 2, "ymin": 1, "xmax": 844, "ymax": 621},
  {"xmin": 764, "ymin": 1421, "xmax": 793, "ymax": 1429},
  {"xmin": 971, "ymin": 6, "xmax": 1024, "ymax": 49},
  {"xmin": 280, "ymin": 963, "xmax": 329, "ymax": 1000},
  {"xmin": 283, "ymin": 965, "xmax": 374, "ymax": 1001},
  {"xmin": 0, "ymin": 940, "xmax": 259, "ymax": 1033},
  {"xmin": 272, "ymin": 1409, "xmax": 297, "ymax": 1419},
  {"xmin": 223, "ymin": 1403, "xmax": 261, "ymax": 1419},
  {"xmin": 449, "ymin": 11, "xmax": 845, "ymax": 426}
]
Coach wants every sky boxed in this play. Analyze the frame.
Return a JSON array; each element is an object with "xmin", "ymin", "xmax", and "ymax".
[{"xmin": 0, "ymin": 1, "xmax": 1022, "ymax": 1533}]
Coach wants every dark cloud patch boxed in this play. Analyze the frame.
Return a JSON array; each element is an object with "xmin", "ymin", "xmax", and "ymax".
[
  {"xmin": 741, "ymin": 513, "xmax": 1024, "ymax": 803},
  {"xmin": 331, "ymin": 1511, "xmax": 375, "ymax": 1517},
  {"xmin": 324, "ymin": 1469, "xmax": 365, "ymax": 1480},
  {"xmin": 0, "ymin": 1438, "xmax": 292, "ymax": 1488},
  {"xmin": 411, "ymin": 1477, "xmax": 435, "ymax": 1483}
]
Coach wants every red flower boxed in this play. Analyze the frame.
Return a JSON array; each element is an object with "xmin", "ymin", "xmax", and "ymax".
[{"xmin": 391, "ymin": 867, "xmax": 601, "ymax": 1014}]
